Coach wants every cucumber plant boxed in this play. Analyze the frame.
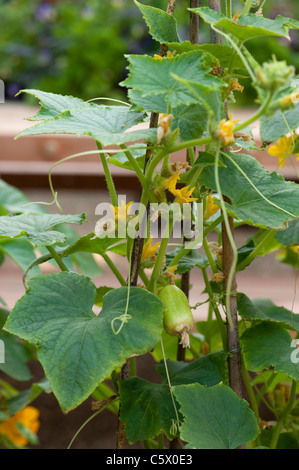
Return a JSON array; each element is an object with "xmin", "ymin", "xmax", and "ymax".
[{"xmin": 1, "ymin": 0, "xmax": 299, "ymax": 450}]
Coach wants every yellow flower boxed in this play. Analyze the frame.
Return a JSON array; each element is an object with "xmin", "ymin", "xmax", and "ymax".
[
  {"xmin": 163, "ymin": 171, "xmax": 197, "ymax": 204},
  {"xmin": 157, "ymin": 113, "xmax": 174, "ymax": 144},
  {"xmin": 141, "ymin": 237, "xmax": 160, "ymax": 262},
  {"xmin": 217, "ymin": 114, "xmax": 240, "ymax": 146},
  {"xmin": 204, "ymin": 194, "xmax": 220, "ymax": 219},
  {"xmin": 0, "ymin": 406, "xmax": 40, "ymax": 447},
  {"xmin": 279, "ymin": 91, "xmax": 299, "ymax": 108},
  {"xmin": 154, "ymin": 51, "xmax": 173, "ymax": 59},
  {"xmin": 268, "ymin": 135, "xmax": 299, "ymax": 168},
  {"xmin": 111, "ymin": 200, "xmax": 133, "ymax": 223}
]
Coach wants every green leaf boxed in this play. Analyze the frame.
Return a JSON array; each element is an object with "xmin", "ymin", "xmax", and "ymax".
[
  {"xmin": 0, "ymin": 329, "xmax": 31, "ymax": 381},
  {"xmin": 260, "ymin": 102, "xmax": 299, "ymax": 143},
  {"xmin": 0, "ymin": 213, "xmax": 86, "ymax": 247},
  {"xmin": 156, "ymin": 351, "xmax": 228, "ymax": 386},
  {"xmin": 62, "ymin": 232, "xmax": 125, "ymax": 257},
  {"xmin": 165, "ymin": 247, "xmax": 209, "ymax": 274},
  {"xmin": 0, "ymin": 239, "xmax": 41, "ymax": 277},
  {"xmin": 134, "ymin": 0, "xmax": 180, "ymax": 45},
  {"xmin": 275, "ymin": 219, "xmax": 299, "ymax": 246},
  {"xmin": 241, "ymin": 323, "xmax": 299, "ymax": 380},
  {"xmin": 197, "ymin": 44, "xmax": 245, "ymax": 69},
  {"xmin": 198, "ymin": 152, "xmax": 299, "ymax": 229},
  {"xmin": 16, "ymin": 105, "xmax": 157, "ymax": 146},
  {"xmin": 5, "ymin": 378, "xmax": 51, "ymax": 416},
  {"xmin": 121, "ymin": 51, "xmax": 224, "ymax": 111},
  {"xmin": 173, "ymin": 383, "xmax": 259, "ymax": 449},
  {"xmin": 17, "ymin": 89, "xmax": 91, "ymax": 121},
  {"xmin": 4, "ymin": 272, "xmax": 164, "ymax": 412},
  {"xmin": 237, "ymin": 293, "xmax": 299, "ymax": 331},
  {"xmin": 0, "ymin": 178, "xmax": 46, "ymax": 215},
  {"xmin": 119, "ymin": 377, "xmax": 180, "ymax": 442},
  {"xmin": 190, "ymin": 7, "xmax": 299, "ymax": 41},
  {"xmin": 95, "ymin": 286, "xmax": 114, "ymax": 307},
  {"xmin": 107, "ymin": 146, "xmax": 145, "ymax": 172}
]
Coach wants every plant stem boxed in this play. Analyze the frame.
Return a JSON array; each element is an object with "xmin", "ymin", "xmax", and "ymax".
[
  {"xmin": 269, "ymin": 380, "xmax": 297, "ymax": 449},
  {"xmin": 148, "ymin": 218, "xmax": 174, "ymax": 293},
  {"xmin": 234, "ymin": 91, "xmax": 273, "ymax": 133},
  {"xmin": 202, "ymin": 237, "xmax": 218, "ymax": 274},
  {"xmin": 241, "ymin": 359, "xmax": 261, "ymax": 446},
  {"xmin": 208, "ymin": 1, "xmax": 222, "ymax": 43},
  {"xmin": 46, "ymin": 245, "xmax": 69, "ymax": 272},
  {"xmin": 120, "ymin": 144, "xmax": 154, "ymax": 201},
  {"xmin": 226, "ymin": 0, "xmax": 232, "ymax": 18},
  {"xmin": 202, "ymin": 267, "xmax": 227, "ymax": 349},
  {"xmin": 96, "ymin": 142, "xmax": 118, "ymax": 207},
  {"xmin": 243, "ymin": 0, "xmax": 253, "ymax": 14},
  {"xmin": 101, "ymin": 252, "xmax": 126, "ymax": 286}
]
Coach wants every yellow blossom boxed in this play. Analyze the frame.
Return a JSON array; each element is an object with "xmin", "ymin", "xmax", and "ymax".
[
  {"xmin": 279, "ymin": 91, "xmax": 299, "ymax": 107},
  {"xmin": 204, "ymin": 194, "xmax": 220, "ymax": 219},
  {"xmin": 157, "ymin": 113, "xmax": 174, "ymax": 144},
  {"xmin": 229, "ymin": 79, "xmax": 244, "ymax": 93},
  {"xmin": 217, "ymin": 114, "xmax": 239, "ymax": 146},
  {"xmin": 268, "ymin": 135, "xmax": 299, "ymax": 168},
  {"xmin": 163, "ymin": 171, "xmax": 197, "ymax": 204},
  {"xmin": 141, "ymin": 237, "xmax": 160, "ymax": 262},
  {"xmin": 0, "ymin": 406, "xmax": 40, "ymax": 447},
  {"xmin": 154, "ymin": 51, "xmax": 173, "ymax": 59},
  {"xmin": 111, "ymin": 200, "xmax": 133, "ymax": 223}
]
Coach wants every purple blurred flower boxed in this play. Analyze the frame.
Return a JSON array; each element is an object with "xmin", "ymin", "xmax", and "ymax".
[
  {"xmin": 35, "ymin": 1, "xmax": 55, "ymax": 22},
  {"xmin": 6, "ymin": 82, "xmax": 21, "ymax": 98}
]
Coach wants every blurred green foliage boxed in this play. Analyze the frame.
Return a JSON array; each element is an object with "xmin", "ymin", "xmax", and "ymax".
[{"xmin": 0, "ymin": 0, "xmax": 298, "ymax": 103}]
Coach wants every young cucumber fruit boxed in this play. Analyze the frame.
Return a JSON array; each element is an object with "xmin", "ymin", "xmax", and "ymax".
[{"xmin": 158, "ymin": 284, "xmax": 193, "ymax": 348}]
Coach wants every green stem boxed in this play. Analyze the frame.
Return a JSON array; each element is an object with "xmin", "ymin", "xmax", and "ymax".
[
  {"xmin": 237, "ymin": 229, "xmax": 276, "ymax": 271},
  {"xmin": 167, "ymin": 215, "xmax": 224, "ymax": 269},
  {"xmin": 202, "ymin": 237, "xmax": 218, "ymax": 274},
  {"xmin": 243, "ymin": 0, "xmax": 253, "ymax": 14},
  {"xmin": 214, "ymin": 147, "xmax": 238, "ymax": 330},
  {"xmin": 234, "ymin": 91, "xmax": 273, "ymax": 133},
  {"xmin": 138, "ymin": 268, "xmax": 149, "ymax": 287},
  {"xmin": 269, "ymin": 380, "xmax": 297, "ymax": 449},
  {"xmin": 226, "ymin": 0, "xmax": 232, "ymax": 18},
  {"xmin": 187, "ymin": 146, "xmax": 196, "ymax": 165},
  {"xmin": 120, "ymin": 144, "xmax": 155, "ymax": 202},
  {"xmin": 97, "ymin": 142, "xmax": 118, "ymax": 207},
  {"xmin": 101, "ymin": 252, "xmax": 127, "ymax": 286},
  {"xmin": 46, "ymin": 245, "xmax": 69, "ymax": 272},
  {"xmin": 241, "ymin": 359, "xmax": 261, "ymax": 446},
  {"xmin": 202, "ymin": 267, "xmax": 227, "ymax": 349},
  {"xmin": 148, "ymin": 218, "xmax": 174, "ymax": 293}
]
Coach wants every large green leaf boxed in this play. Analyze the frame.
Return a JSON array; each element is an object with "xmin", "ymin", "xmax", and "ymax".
[
  {"xmin": 237, "ymin": 293, "xmax": 299, "ymax": 331},
  {"xmin": 190, "ymin": 7, "xmax": 299, "ymax": 41},
  {"xmin": 119, "ymin": 377, "xmax": 180, "ymax": 442},
  {"xmin": 121, "ymin": 51, "xmax": 224, "ymax": 111},
  {"xmin": 156, "ymin": 351, "xmax": 228, "ymax": 386},
  {"xmin": 0, "ymin": 213, "xmax": 86, "ymax": 247},
  {"xmin": 16, "ymin": 105, "xmax": 157, "ymax": 146},
  {"xmin": 173, "ymin": 383, "xmax": 259, "ymax": 449},
  {"xmin": 4, "ymin": 272, "xmax": 164, "ymax": 412},
  {"xmin": 241, "ymin": 323, "xmax": 299, "ymax": 381},
  {"xmin": 198, "ymin": 152, "xmax": 299, "ymax": 229}
]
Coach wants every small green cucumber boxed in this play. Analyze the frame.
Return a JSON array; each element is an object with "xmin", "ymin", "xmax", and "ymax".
[{"xmin": 158, "ymin": 284, "xmax": 193, "ymax": 348}]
